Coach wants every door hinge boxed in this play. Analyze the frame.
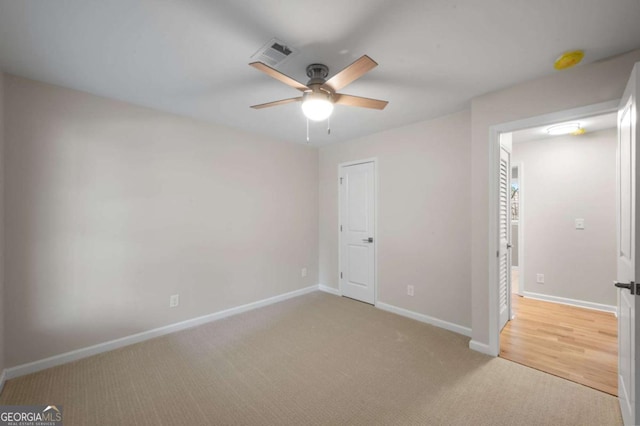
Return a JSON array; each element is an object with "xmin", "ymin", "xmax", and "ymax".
[
  {"xmin": 497, "ymin": 250, "xmax": 500, "ymax": 258},
  {"xmin": 339, "ymin": 177, "xmax": 343, "ymax": 184},
  {"xmin": 340, "ymin": 225, "xmax": 343, "ymax": 232},
  {"xmin": 340, "ymin": 272, "xmax": 343, "ymax": 279}
]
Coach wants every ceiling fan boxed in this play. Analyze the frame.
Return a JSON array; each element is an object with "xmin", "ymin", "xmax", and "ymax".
[{"xmin": 249, "ymin": 55, "xmax": 388, "ymax": 122}]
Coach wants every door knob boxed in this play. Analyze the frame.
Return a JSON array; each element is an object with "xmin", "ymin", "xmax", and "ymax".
[
  {"xmin": 507, "ymin": 244, "xmax": 512, "ymax": 249},
  {"xmin": 362, "ymin": 237, "xmax": 374, "ymax": 243},
  {"xmin": 614, "ymin": 281, "xmax": 637, "ymax": 295}
]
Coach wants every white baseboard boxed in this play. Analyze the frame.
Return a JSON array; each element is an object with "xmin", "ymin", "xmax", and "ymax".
[
  {"xmin": 469, "ymin": 340, "xmax": 496, "ymax": 356},
  {"xmin": 5, "ymin": 285, "xmax": 319, "ymax": 380},
  {"xmin": 522, "ymin": 291, "xmax": 616, "ymax": 314},
  {"xmin": 376, "ymin": 302, "xmax": 471, "ymax": 337},
  {"xmin": 317, "ymin": 289, "xmax": 472, "ymax": 339},
  {"xmin": 318, "ymin": 284, "xmax": 341, "ymax": 296}
]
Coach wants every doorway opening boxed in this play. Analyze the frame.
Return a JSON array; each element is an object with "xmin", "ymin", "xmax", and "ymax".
[
  {"xmin": 487, "ymin": 101, "xmax": 620, "ymax": 395},
  {"xmin": 500, "ymin": 112, "xmax": 618, "ymax": 395}
]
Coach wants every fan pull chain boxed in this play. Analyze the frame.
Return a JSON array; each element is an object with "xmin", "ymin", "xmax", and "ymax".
[
  {"xmin": 327, "ymin": 116, "xmax": 331, "ymax": 135},
  {"xmin": 306, "ymin": 118, "xmax": 310, "ymax": 143}
]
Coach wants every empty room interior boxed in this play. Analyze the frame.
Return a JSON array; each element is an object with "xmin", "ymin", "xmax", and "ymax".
[{"xmin": 0, "ymin": 1, "xmax": 640, "ymax": 425}]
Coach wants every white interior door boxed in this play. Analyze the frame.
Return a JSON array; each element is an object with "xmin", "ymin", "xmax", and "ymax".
[
  {"xmin": 616, "ymin": 62, "xmax": 640, "ymax": 426},
  {"xmin": 498, "ymin": 134, "xmax": 512, "ymax": 331},
  {"xmin": 340, "ymin": 161, "xmax": 376, "ymax": 304}
]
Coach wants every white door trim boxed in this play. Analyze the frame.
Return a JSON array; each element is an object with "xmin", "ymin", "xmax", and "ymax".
[
  {"xmin": 338, "ymin": 158, "xmax": 379, "ymax": 305},
  {"xmin": 484, "ymin": 100, "xmax": 619, "ymax": 357},
  {"xmin": 511, "ymin": 161, "xmax": 525, "ymax": 296}
]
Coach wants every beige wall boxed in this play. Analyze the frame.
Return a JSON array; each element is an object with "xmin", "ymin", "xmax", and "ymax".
[
  {"xmin": 513, "ymin": 128, "xmax": 617, "ymax": 306},
  {"xmin": 470, "ymin": 50, "xmax": 640, "ymax": 349},
  {"xmin": 4, "ymin": 75, "xmax": 319, "ymax": 367},
  {"xmin": 319, "ymin": 110, "xmax": 471, "ymax": 329}
]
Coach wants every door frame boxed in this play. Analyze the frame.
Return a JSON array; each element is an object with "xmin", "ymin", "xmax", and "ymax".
[
  {"xmin": 486, "ymin": 100, "xmax": 619, "ymax": 356},
  {"xmin": 511, "ymin": 161, "xmax": 524, "ymax": 297},
  {"xmin": 338, "ymin": 158, "xmax": 379, "ymax": 305}
]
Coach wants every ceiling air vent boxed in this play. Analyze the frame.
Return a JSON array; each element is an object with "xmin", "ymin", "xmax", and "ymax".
[{"xmin": 251, "ymin": 38, "xmax": 297, "ymax": 67}]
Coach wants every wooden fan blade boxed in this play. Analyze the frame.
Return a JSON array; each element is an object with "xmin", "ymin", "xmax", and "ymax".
[
  {"xmin": 250, "ymin": 97, "xmax": 302, "ymax": 109},
  {"xmin": 323, "ymin": 55, "xmax": 378, "ymax": 91},
  {"xmin": 334, "ymin": 94, "xmax": 388, "ymax": 110},
  {"xmin": 249, "ymin": 62, "xmax": 309, "ymax": 92}
]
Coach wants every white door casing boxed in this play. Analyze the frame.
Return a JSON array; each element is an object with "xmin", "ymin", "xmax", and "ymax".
[
  {"xmin": 339, "ymin": 161, "xmax": 376, "ymax": 304},
  {"xmin": 498, "ymin": 134, "xmax": 512, "ymax": 331},
  {"xmin": 511, "ymin": 162, "xmax": 525, "ymax": 296},
  {"xmin": 617, "ymin": 62, "xmax": 640, "ymax": 426}
]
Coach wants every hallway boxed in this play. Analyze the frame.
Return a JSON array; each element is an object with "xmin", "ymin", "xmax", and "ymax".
[{"xmin": 500, "ymin": 293, "xmax": 617, "ymax": 395}]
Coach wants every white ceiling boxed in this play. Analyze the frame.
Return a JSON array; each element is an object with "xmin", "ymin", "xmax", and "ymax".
[
  {"xmin": 512, "ymin": 112, "xmax": 617, "ymax": 143},
  {"xmin": 1, "ymin": 1, "xmax": 639, "ymax": 145}
]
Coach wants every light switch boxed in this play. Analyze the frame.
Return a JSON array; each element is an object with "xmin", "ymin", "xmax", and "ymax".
[{"xmin": 575, "ymin": 218, "xmax": 585, "ymax": 230}]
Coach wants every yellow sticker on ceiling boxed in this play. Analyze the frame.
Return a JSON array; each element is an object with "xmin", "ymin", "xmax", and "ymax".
[{"xmin": 554, "ymin": 50, "xmax": 584, "ymax": 70}]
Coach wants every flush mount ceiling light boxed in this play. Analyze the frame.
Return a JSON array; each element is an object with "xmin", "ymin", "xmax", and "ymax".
[
  {"xmin": 547, "ymin": 122, "xmax": 582, "ymax": 135},
  {"xmin": 301, "ymin": 91, "xmax": 334, "ymax": 121},
  {"xmin": 554, "ymin": 50, "xmax": 584, "ymax": 70}
]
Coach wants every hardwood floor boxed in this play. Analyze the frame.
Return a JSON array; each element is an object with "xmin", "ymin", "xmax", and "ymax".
[{"xmin": 500, "ymin": 293, "xmax": 618, "ymax": 396}]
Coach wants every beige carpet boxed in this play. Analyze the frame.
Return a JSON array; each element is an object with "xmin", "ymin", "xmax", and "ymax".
[{"xmin": 0, "ymin": 292, "xmax": 621, "ymax": 425}]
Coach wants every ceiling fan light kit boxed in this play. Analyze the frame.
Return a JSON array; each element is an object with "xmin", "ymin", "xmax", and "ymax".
[
  {"xmin": 300, "ymin": 63, "xmax": 335, "ymax": 121},
  {"xmin": 301, "ymin": 91, "xmax": 334, "ymax": 121},
  {"xmin": 249, "ymin": 54, "xmax": 388, "ymax": 139}
]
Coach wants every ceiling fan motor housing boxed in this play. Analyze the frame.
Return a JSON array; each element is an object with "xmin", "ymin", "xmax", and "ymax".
[{"xmin": 306, "ymin": 64, "xmax": 330, "ymax": 89}]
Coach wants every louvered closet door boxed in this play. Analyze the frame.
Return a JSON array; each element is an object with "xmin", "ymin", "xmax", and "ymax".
[{"xmin": 498, "ymin": 145, "xmax": 511, "ymax": 331}]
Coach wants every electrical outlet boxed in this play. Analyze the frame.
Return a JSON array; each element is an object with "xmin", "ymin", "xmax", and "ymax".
[
  {"xmin": 169, "ymin": 294, "xmax": 179, "ymax": 308},
  {"xmin": 407, "ymin": 285, "xmax": 414, "ymax": 296},
  {"xmin": 301, "ymin": 267, "xmax": 307, "ymax": 278},
  {"xmin": 536, "ymin": 274, "xmax": 545, "ymax": 284}
]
